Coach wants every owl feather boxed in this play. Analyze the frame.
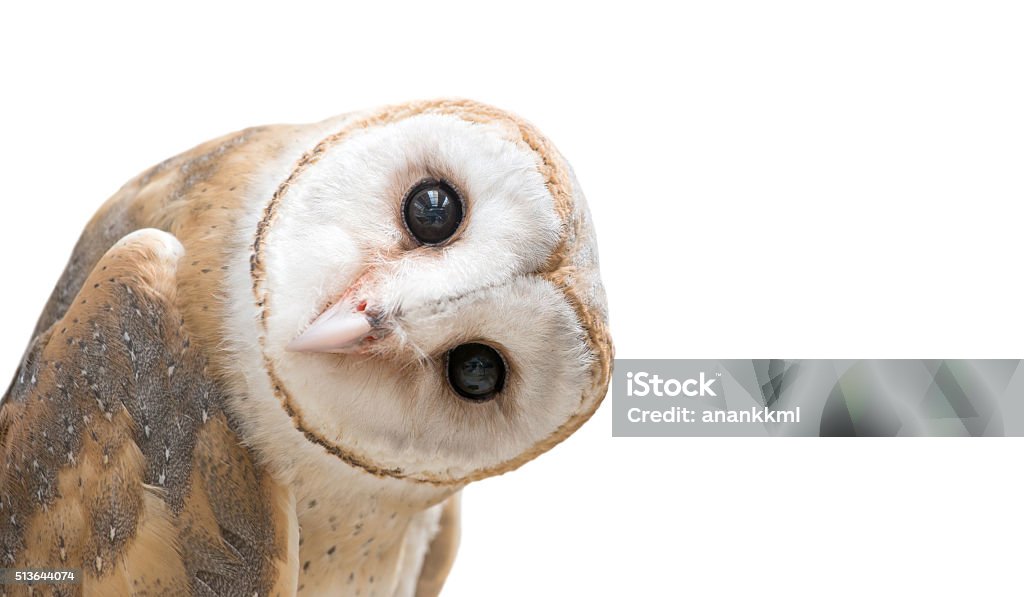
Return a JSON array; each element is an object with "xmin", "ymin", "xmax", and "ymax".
[{"xmin": 0, "ymin": 99, "xmax": 611, "ymax": 596}]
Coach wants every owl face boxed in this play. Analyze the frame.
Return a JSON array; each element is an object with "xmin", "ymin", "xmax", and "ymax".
[{"xmin": 243, "ymin": 101, "xmax": 610, "ymax": 485}]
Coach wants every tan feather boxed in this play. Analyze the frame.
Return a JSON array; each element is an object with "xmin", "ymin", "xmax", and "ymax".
[
  {"xmin": 0, "ymin": 230, "xmax": 294, "ymax": 596},
  {"xmin": 4, "ymin": 99, "xmax": 612, "ymax": 596},
  {"xmin": 414, "ymin": 495, "xmax": 460, "ymax": 597}
]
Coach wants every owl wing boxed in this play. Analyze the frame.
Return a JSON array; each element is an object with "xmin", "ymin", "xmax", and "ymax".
[
  {"xmin": 0, "ymin": 230, "xmax": 297, "ymax": 597},
  {"xmin": 414, "ymin": 495, "xmax": 461, "ymax": 597}
]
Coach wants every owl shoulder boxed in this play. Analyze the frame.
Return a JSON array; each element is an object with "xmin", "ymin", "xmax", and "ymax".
[{"xmin": 0, "ymin": 229, "xmax": 296, "ymax": 596}]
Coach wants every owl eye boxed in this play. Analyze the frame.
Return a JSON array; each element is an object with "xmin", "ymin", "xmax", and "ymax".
[
  {"xmin": 402, "ymin": 181, "xmax": 464, "ymax": 245},
  {"xmin": 446, "ymin": 343, "xmax": 506, "ymax": 402}
]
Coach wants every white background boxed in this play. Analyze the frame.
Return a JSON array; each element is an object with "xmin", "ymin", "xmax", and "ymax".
[{"xmin": 2, "ymin": 2, "xmax": 1023, "ymax": 595}]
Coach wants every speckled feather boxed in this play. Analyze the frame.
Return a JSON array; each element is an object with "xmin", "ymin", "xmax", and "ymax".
[
  {"xmin": 0, "ymin": 113, "xmax": 474, "ymax": 597},
  {"xmin": 0, "ymin": 231, "xmax": 295, "ymax": 596},
  {"xmin": 0, "ymin": 99, "xmax": 612, "ymax": 596}
]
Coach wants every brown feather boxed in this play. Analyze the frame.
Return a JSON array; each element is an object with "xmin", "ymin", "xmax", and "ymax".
[
  {"xmin": 0, "ymin": 231, "xmax": 293, "ymax": 596},
  {"xmin": 5, "ymin": 99, "xmax": 613, "ymax": 595}
]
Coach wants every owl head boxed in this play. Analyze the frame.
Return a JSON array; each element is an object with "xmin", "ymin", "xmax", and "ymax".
[{"xmin": 236, "ymin": 100, "xmax": 611, "ymax": 490}]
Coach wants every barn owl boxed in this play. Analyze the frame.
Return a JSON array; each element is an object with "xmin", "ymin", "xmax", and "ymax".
[{"xmin": 0, "ymin": 99, "xmax": 612, "ymax": 596}]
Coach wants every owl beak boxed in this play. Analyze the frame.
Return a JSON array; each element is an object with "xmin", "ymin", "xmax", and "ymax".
[{"xmin": 286, "ymin": 300, "xmax": 374, "ymax": 354}]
